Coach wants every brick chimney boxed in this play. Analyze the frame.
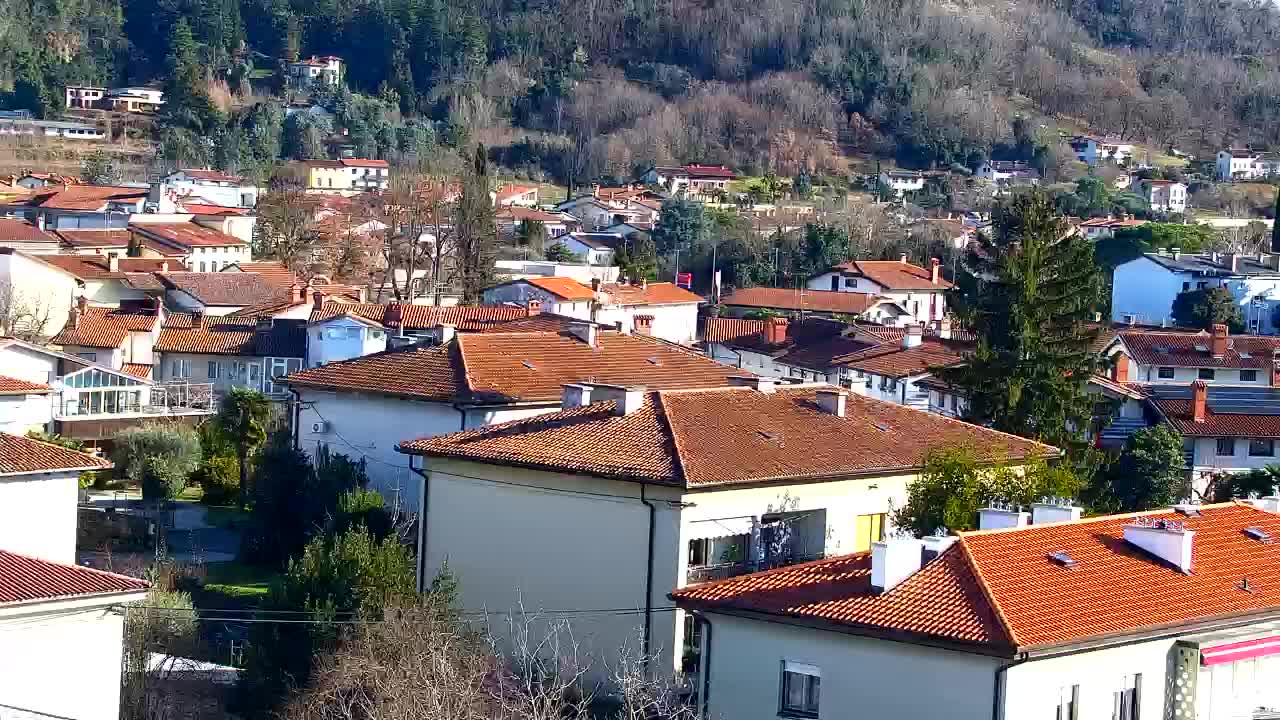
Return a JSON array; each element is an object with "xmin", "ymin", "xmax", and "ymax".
[
  {"xmin": 312, "ymin": 290, "xmax": 325, "ymax": 311},
  {"xmin": 764, "ymin": 316, "xmax": 788, "ymax": 345},
  {"xmin": 1211, "ymin": 323, "xmax": 1228, "ymax": 358},
  {"xmin": 903, "ymin": 323, "xmax": 924, "ymax": 349},
  {"xmin": 1192, "ymin": 379, "xmax": 1208, "ymax": 423},
  {"xmin": 190, "ymin": 309, "xmax": 203, "ymax": 327},
  {"xmin": 1113, "ymin": 354, "xmax": 1131, "ymax": 383},
  {"xmin": 633, "ymin": 314, "xmax": 654, "ymax": 336},
  {"xmin": 526, "ymin": 299, "xmax": 541, "ymax": 316},
  {"xmin": 67, "ymin": 295, "xmax": 86, "ymax": 328},
  {"xmin": 384, "ymin": 303, "xmax": 403, "ymax": 333},
  {"xmin": 930, "ymin": 257, "xmax": 941, "ymax": 284},
  {"xmin": 290, "ymin": 282, "xmax": 305, "ymax": 303}
]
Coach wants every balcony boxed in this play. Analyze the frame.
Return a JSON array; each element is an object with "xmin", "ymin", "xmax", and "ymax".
[
  {"xmin": 686, "ymin": 553, "xmax": 826, "ymax": 585},
  {"xmin": 55, "ymin": 383, "xmax": 217, "ymax": 421}
]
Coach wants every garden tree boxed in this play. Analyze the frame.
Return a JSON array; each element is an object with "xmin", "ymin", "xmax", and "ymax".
[
  {"xmin": 216, "ymin": 387, "xmax": 271, "ymax": 508},
  {"xmin": 1273, "ymin": 190, "xmax": 1280, "ymax": 253},
  {"xmin": 544, "ymin": 241, "xmax": 577, "ymax": 263},
  {"xmin": 938, "ymin": 191, "xmax": 1104, "ymax": 450},
  {"xmin": 111, "ymin": 424, "xmax": 201, "ymax": 493},
  {"xmin": 792, "ymin": 168, "xmax": 813, "ymax": 198},
  {"xmin": 375, "ymin": 175, "xmax": 456, "ymax": 304},
  {"xmin": 281, "ymin": 112, "xmax": 328, "ymax": 161},
  {"xmin": 156, "ymin": 127, "xmax": 212, "ymax": 173},
  {"xmin": 1171, "ymin": 287, "xmax": 1244, "ymax": 332},
  {"xmin": 121, "ymin": 588, "xmax": 202, "ymax": 720},
  {"xmin": 651, "ymin": 197, "xmax": 707, "ymax": 257},
  {"xmin": 1096, "ymin": 223, "xmax": 1219, "ymax": 270},
  {"xmin": 0, "ymin": 280, "xmax": 56, "ymax": 341},
  {"xmin": 516, "ymin": 219, "xmax": 547, "ymax": 254},
  {"xmin": 453, "ymin": 144, "xmax": 499, "ymax": 303},
  {"xmin": 1084, "ymin": 425, "xmax": 1189, "ymax": 512},
  {"xmin": 892, "ymin": 447, "xmax": 1083, "ymax": 537},
  {"xmin": 239, "ymin": 526, "xmax": 416, "ymax": 716},
  {"xmin": 81, "ymin": 150, "xmax": 121, "ymax": 185},
  {"xmin": 798, "ymin": 224, "xmax": 849, "ymax": 277},
  {"xmin": 253, "ymin": 184, "xmax": 320, "ymax": 271},
  {"xmin": 160, "ymin": 19, "xmax": 220, "ymax": 133},
  {"xmin": 1203, "ymin": 467, "xmax": 1279, "ymax": 502},
  {"xmin": 616, "ymin": 234, "xmax": 659, "ymax": 281}
]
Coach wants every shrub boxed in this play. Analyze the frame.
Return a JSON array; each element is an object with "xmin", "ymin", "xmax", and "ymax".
[
  {"xmin": 141, "ymin": 454, "xmax": 190, "ymax": 501},
  {"xmin": 335, "ymin": 488, "xmax": 392, "ymax": 539},
  {"xmin": 113, "ymin": 424, "xmax": 201, "ymax": 486},
  {"xmin": 195, "ymin": 455, "xmax": 241, "ymax": 506}
]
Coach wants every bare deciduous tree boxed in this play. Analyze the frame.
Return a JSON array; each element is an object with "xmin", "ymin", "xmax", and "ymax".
[{"xmin": 0, "ymin": 280, "xmax": 57, "ymax": 341}]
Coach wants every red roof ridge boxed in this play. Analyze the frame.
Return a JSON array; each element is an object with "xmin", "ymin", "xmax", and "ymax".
[
  {"xmin": 651, "ymin": 392, "xmax": 688, "ymax": 485},
  {"xmin": 953, "ymin": 537, "xmax": 1018, "ymax": 646}
]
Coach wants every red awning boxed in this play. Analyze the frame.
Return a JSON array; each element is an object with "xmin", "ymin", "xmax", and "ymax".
[{"xmin": 1201, "ymin": 636, "xmax": 1280, "ymax": 666}]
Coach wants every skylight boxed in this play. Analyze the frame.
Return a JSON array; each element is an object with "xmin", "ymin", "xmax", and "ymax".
[
  {"xmin": 1244, "ymin": 526, "xmax": 1271, "ymax": 543},
  {"xmin": 521, "ymin": 360, "xmax": 536, "ymax": 370},
  {"xmin": 1047, "ymin": 551, "xmax": 1077, "ymax": 568}
]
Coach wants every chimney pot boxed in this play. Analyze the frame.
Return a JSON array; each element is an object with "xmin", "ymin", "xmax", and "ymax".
[
  {"xmin": 312, "ymin": 290, "xmax": 324, "ymax": 311},
  {"xmin": 929, "ymin": 257, "xmax": 941, "ymax": 284},
  {"xmin": 1192, "ymin": 379, "xmax": 1208, "ymax": 422},
  {"xmin": 903, "ymin": 323, "xmax": 924, "ymax": 349},
  {"xmin": 1211, "ymin": 324, "xmax": 1228, "ymax": 358},
  {"xmin": 566, "ymin": 320, "xmax": 598, "ymax": 347},
  {"xmin": 560, "ymin": 383, "xmax": 593, "ymax": 409},
  {"xmin": 815, "ymin": 388, "xmax": 847, "ymax": 417},
  {"xmin": 633, "ymin": 314, "xmax": 654, "ymax": 336},
  {"xmin": 1123, "ymin": 520, "xmax": 1194, "ymax": 573},
  {"xmin": 1030, "ymin": 502, "xmax": 1083, "ymax": 525},
  {"xmin": 727, "ymin": 375, "xmax": 777, "ymax": 394},
  {"xmin": 764, "ymin": 316, "xmax": 788, "ymax": 345},
  {"xmin": 436, "ymin": 323, "xmax": 456, "ymax": 345},
  {"xmin": 526, "ymin": 299, "xmax": 542, "ymax": 316},
  {"xmin": 978, "ymin": 507, "xmax": 1030, "ymax": 530},
  {"xmin": 871, "ymin": 538, "xmax": 924, "ymax": 593},
  {"xmin": 899, "ymin": 253, "xmax": 908, "ymax": 264}
]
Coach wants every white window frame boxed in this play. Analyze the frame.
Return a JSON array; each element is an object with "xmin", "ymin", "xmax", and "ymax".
[{"xmin": 779, "ymin": 660, "xmax": 821, "ymax": 718}]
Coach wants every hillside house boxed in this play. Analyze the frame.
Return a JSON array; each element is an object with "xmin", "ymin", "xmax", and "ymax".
[
  {"xmin": 288, "ymin": 56, "xmax": 343, "ymax": 88},
  {"xmin": 806, "ymin": 257, "xmax": 952, "ymax": 325},
  {"xmin": 1069, "ymin": 135, "xmax": 1135, "ymax": 166},
  {"xmin": 305, "ymin": 159, "xmax": 390, "ymax": 193},
  {"xmin": 152, "ymin": 169, "xmax": 258, "ymax": 211},
  {"xmin": 1216, "ymin": 149, "xmax": 1280, "ymax": 181},
  {"xmin": 1136, "ymin": 179, "xmax": 1188, "ymax": 214},
  {"xmin": 878, "ymin": 170, "xmax": 925, "ymax": 195},
  {"xmin": 1111, "ymin": 251, "xmax": 1280, "ymax": 332}
]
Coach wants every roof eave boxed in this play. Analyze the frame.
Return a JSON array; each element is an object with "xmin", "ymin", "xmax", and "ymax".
[{"xmin": 1016, "ymin": 607, "xmax": 1280, "ymax": 659}]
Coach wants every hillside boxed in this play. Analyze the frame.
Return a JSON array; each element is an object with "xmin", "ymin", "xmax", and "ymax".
[{"xmin": 4, "ymin": 0, "xmax": 1280, "ymax": 182}]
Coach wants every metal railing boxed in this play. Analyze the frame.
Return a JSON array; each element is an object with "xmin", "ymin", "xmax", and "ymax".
[
  {"xmin": 55, "ymin": 383, "xmax": 216, "ymax": 419},
  {"xmin": 686, "ymin": 553, "xmax": 826, "ymax": 585}
]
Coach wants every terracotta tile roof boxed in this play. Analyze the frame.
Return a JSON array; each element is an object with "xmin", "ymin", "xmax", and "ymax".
[
  {"xmin": 777, "ymin": 335, "xmax": 882, "ymax": 370},
  {"xmin": 1145, "ymin": 384, "xmax": 1280, "ymax": 437},
  {"xmin": 177, "ymin": 169, "xmax": 244, "ymax": 183},
  {"xmin": 123, "ymin": 272, "xmax": 167, "ymax": 290},
  {"xmin": 51, "ymin": 306, "xmax": 160, "ymax": 348},
  {"xmin": 340, "ymin": 158, "xmax": 389, "ymax": 168},
  {"xmin": 55, "ymin": 230, "xmax": 188, "ymax": 258},
  {"xmin": 120, "ymin": 363, "xmax": 153, "ymax": 380},
  {"xmin": 0, "ymin": 217, "xmax": 58, "ymax": 244},
  {"xmin": 473, "ymin": 313, "xmax": 587, "ymax": 333},
  {"xmin": 158, "ymin": 272, "xmax": 282, "ymax": 307},
  {"xmin": 720, "ymin": 287, "xmax": 888, "ymax": 315},
  {"xmin": 401, "ymin": 385, "xmax": 1056, "ymax": 487},
  {"xmin": 676, "ymin": 502, "xmax": 1280, "ymax": 652},
  {"xmin": 518, "ymin": 277, "xmax": 597, "ymax": 301},
  {"xmin": 309, "ymin": 301, "xmax": 527, "ymax": 331},
  {"xmin": 1118, "ymin": 330, "xmax": 1280, "ymax": 369},
  {"xmin": 0, "ymin": 375, "xmax": 50, "ymax": 394},
  {"xmin": 283, "ymin": 329, "xmax": 744, "ymax": 403},
  {"xmin": 602, "ymin": 282, "xmax": 702, "ymax": 306},
  {"xmin": 221, "ymin": 262, "xmax": 299, "ymax": 286},
  {"xmin": 702, "ymin": 318, "xmax": 764, "ymax": 344},
  {"xmin": 0, "ymin": 549, "xmax": 148, "ymax": 605},
  {"xmin": 0, "ymin": 431, "xmax": 111, "ymax": 475},
  {"xmin": 1088, "ymin": 373, "xmax": 1145, "ymax": 399},
  {"xmin": 180, "ymin": 203, "xmax": 250, "ymax": 216},
  {"xmin": 839, "ymin": 339, "xmax": 971, "ymax": 378},
  {"xmin": 154, "ymin": 315, "xmax": 306, "ymax": 357},
  {"xmin": 31, "ymin": 185, "xmax": 147, "ymax": 211},
  {"xmin": 827, "ymin": 260, "xmax": 952, "ymax": 291},
  {"xmin": 494, "ymin": 184, "xmax": 538, "ymax": 204},
  {"xmin": 685, "ymin": 164, "xmax": 735, "ymax": 179},
  {"xmin": 707, "ymin": 317, "xmax": 848, "ymax": 355},
  {"xmin": 130, "ymin": 222, "xmax": 247, "ymax": 248}
]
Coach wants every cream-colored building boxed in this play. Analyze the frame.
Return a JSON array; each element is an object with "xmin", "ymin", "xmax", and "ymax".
[
  {"xmin": 397, "ymin": 380, "xmax": 1054, "ymax": 678},
  {"xmin": 305, "ymin": 158, "xmax": 390, "ymax": 194}
]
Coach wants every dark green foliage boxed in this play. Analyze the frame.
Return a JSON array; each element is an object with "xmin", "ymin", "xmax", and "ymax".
[
  {"xmin": 81, "ymin": 151, "xmax": 121, "ymax": 184},
  {"xmin": 1272, "ymin": 191, "xmax": 1280, "ymax": 253},
  {"xmin": 1203, "ymin": 468, "xmax": 1279, "ymax": 502},
  {"xmin": 1171, "ymin": 288, "xmax": 1244, "ymax": 332},
  {"xmin": 544, "ymin": 241, "xmax": 577, "ymax": 263},
  {"xmin": 1085, "ymin": 425, "xmax": 1190, "ymax": 512},
  {"xmin": 615, "ymin": 234, "xmax": 659, "ymax": 281},
  {"xmin": 141, "ymin": 454, "xmax": 190, "ymax": 500},
  {"xmin": 111, "ymin": 424, "xmax": 201, "ymax": 487},
  {"xmin": 516, "ymin": 219, "xmax": 546, "ymax": 252},
  {"xmin": 939, "ymin": 191, "xmax": 1105, "ymax": 450},
  {"xmin": 194, "ymin": 455, "xmax": 241, "ymax": 506},
  {"xmin": 1096, "ymin": 223, "xmax": 1219, "ymax": 271},
  {"xmin": 217, "ymin": 388, "xmax": 271, "ymax": 507},
  {"xmin": 454, "ymin": 144, "xmax": 498, "ymax": 303},
  {"xmin": 797, "ymin": 224, "xmax": 849, "ymax": 277},
  {"xmin": 651, "ymin": 198, "xmax": 707, "ymax": 256}
]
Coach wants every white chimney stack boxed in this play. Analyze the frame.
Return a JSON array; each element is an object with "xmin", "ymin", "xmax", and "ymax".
[
  {"xmin": 727, "ymin": 375, "xmax": 777, "ymax": 394},
  {"xmin": 1031, "ymin": 501, "xmax": 1083, "ymax": 525},
  {"xmin": 921, "ymin": 535, "xmax": 957, "ymax": 562},
  {"xmin": 871, "ymin": 537, "xmax": 924, "ymax": 593},
  {"xmin": 815, "ymin": 388, "xmax": 847, "ymax": 417},
  {"xmin": 902, "ymin": 323, "xmax": 924, "ymax": 349},
  {"xmin": 583, "ymin": 383, "xmax": 646, "ymax": 416},
  {"xmin": 567, "ymin": 321, "xmax": 598, "ymax": 347},
  {"xmin": 561, "ymin": 383, "xmax": 593, "ymax": 409},
  {"xmin": 1249, "ymin": 496, "xmax": 1280, "ymax": 513},
  {"xmin": 436, "ymin": 323, "xmax": 456, "ymax": 345},
  {"xmin": 978, "ymin": 507, "xmax": 1029, "ymax": 530},
  {"xmin": 1123, "ymin": 518, "xmax": 1194, "ymax": 574}
]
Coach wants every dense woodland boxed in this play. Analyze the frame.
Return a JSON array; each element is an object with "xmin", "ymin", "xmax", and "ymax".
[{"xmin": 4, "ymin": 0, "xmax": 1280, "ymax": 181}]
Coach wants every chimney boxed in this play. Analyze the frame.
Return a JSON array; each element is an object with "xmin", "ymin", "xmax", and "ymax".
[
  {"xmin": 1192, "ymin": 379, "xmax": 1207, "ymax": 422},
  {"xmin": 978, "ymin": 507, "xmax": 1030, "ymax": 530},
  {"xmin": 899, "ymin": 253, "xmax": 908, "ymax": 264},
  {"xmin": 727, "ymin": 375, "xmax": 777, "ymax": 394},
  {"xmin": 870, "ymin": 537, "xmax": 924, "ymax": 593},
  {"xmin": 937, "ymin": 316, "xmax": 953, "ymax": 340},
  {"xmin": 108, "ymin": 254, "xmax": 120, "ymax": 273},
  {"xmin": 36, "ymin": 214, "xmax": 44, "ymax": 232},
  {"xmin": 1226, "ymin": 253, "xmax": 1240, "ymax": 273},
  {"xmin": 929, "ymin": 257, "xmax": 941, "ymax": 284},
  {"xmin": 764, "ymin": 316, "xmax": 788, "ymax": 345},
  {"xmin": 561, "ymin": 383, "xmax": 593, "ymax": 409},
  {"xmin": 190, "ymin": 309, "xmax": 203, "ymax": 327},
  {"xmin": 1171, "ymin": 247, "xmax": 1181, "ymax": 261},
  {"xmin": 255, "ymin": 316, "xmax": 274, "ymax": 333},
  {"xmin": 313, "ymin": 290, "xmax": 325, "ymax": 311},
  {"xmin": 902, "ymin": 323, "xmax": 924, "ymax": 349},
  {"xmin": 67, "ymin": 296, "xmax": 84, "ymax": 328},
  {"xmin": 815, "ymin": 388, "xmax": 847, "ymax": 417},
  {"xmin": 160, "ymin": 261, "xmax": 170, "ymax": 272},
  {"xmin": 920, "ymin": 535, "xmax": 957, "ymax": 563},
  {"xmin": 1123, "ymin": 518, "xmax": 1194, "ymax": 574},
  {"xmin": 633, "ymin": 314, "xmax": 654, "ymax": 336},
  {"xmin": 1030, "ymin": 501, "xmax": 1083, "ymax": 525},
  {"xmin": 587, "ymin": 383, "xmax": 646, "ymax": 416},
  {"xmin": 1113, "ymin": 354, "xmax": 1131, "ymax": 383},
  {"xmin": 1272, "ymin": 361, "xmax": 1280, "ymax": 387},
  {"xmin": 1211, "ymin": 324, "xmax": 1228, "ymax": 358},
  {"xmin": 567, "ymin": 320, "xmax": 598, "ymax": 347},
  {"xmin": 1249, "ymin": 496, "xmax": 1280, "ymax": 513},
  {"xmin": 591, "ymin": 277, "xmax": 602, "ymax": 293},
  {"xmin": 385, "ymin": 303, "xmax": 404, "ymax": 335},
  {"xmin": 526, "ymin": 299, "xmax": 541, "ymax": 316},
  {"xmin": 436, "ymin": 323, "xmax": 456, "ymax": 345}
]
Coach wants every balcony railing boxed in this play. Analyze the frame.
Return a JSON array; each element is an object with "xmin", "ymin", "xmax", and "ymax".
[
  {"xmin": 686, "ymin": 553, "xmax": 826, "ymax": 585},
  {"xmin": 55, "ymin": 383, "xmax": 217, "ymax": 420}
]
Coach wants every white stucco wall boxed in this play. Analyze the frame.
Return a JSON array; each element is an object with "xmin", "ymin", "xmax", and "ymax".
[
  {"xmin": 1131, "ymin": 364, "xmax": 1269, "ymax": 385},
  {"xmin": 1191, "ymin": 436, "xmax": 1280, "ymax": 478},
  {"xmin": 306, "ymin": 318, "xmax": 388, "ymax": 367},
  {"xmin": 0, "ymin": 393, "xmax": 53, "ymax": 435},
  {"xmin": 701, "ymin": 613, "xmax": 999, "ymax": 720},
  {"xmin": 0, "ymin": 604, "xmax": 131, "ymax": 720},
  {"xmin": 482, "ymin": 284, "xmax": 593, "ymax": 320},
  {"xmin": 1001, "ymin": 637, "xmax": 1176, "ymax": 719},
  {"xmin": 0, "ymin": 252, "xmax": 78, "ymax": 340},
  {"xmin": 595, "ymin": 303, "xmax": 699, "ymax": 345},
  {"xmin": 0, "ymin": 344, "xmax": 60, "ymax": 386},
  {"xmin": 1111, "ymin": 257, "xmax": 1190, "ymax": 326},
  {"xmin": 0, "ymin": 471, "xmax": 79, "ymax": 564}
]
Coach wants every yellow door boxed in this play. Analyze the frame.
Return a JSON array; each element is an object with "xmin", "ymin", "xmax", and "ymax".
[{"xmin": 853, "ymin": 513, "xmax": 884, "ymax": 553}]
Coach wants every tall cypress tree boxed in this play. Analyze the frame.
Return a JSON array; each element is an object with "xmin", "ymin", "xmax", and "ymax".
[
  {"xmin": 937, "ymin": 191, "xmax": 1104, "ymax": 450},
  {"xmin": 454, "ymin": 143, "xmax": 498, "ymax": 303}
]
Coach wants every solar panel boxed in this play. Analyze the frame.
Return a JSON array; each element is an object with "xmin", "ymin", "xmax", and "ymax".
[{"xmin": 1194, "ymin": 344, "xmax": 1209, "ymax": 352}]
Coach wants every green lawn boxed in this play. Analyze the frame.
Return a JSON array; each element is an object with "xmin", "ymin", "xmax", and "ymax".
[{"xmin": 200, "ymin": 561, "xmax": 277, "ymax": 608}]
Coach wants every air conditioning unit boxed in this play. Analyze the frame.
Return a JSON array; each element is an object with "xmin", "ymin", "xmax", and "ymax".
[{"xmin": 311, "ymin": 421, "xmax": 330, "ymax": 434}]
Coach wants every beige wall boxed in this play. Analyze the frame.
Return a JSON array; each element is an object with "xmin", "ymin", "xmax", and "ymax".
[{"xmin": 0, "ymin": 471, "xmax": 80, "ymax": 565}]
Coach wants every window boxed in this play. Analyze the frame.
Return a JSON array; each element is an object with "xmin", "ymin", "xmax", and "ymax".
[
  {"xmin": 1113, "ymin": 674, "xmax": 1140, "ymax": 720},
  {"xmin": 76, "ymin": 352, "xmax": 97, "ymax": 362},
  {"xmin": 950, "ymin": 394, "xmax": 959, "ymax": 411},
  {"xmin": 1199, "ymin": 368, "xmax": 1215, "ymax": 380},
  {"xmin": 199, "ymin": 261, "xmax": 206, "ymax": 272},
  {"xmin": 830, "ymin": 276, "xmax": 839, "ymax": 291},
  {"xmin": 170, "ymin": 358, "xmax": 191, "ymax": 379},
  {"xmin": 208, "ymin": 360, "xmax": 219, "ymax": 379},
  {"xmin": 1182, "ymin": 282, "xmax": 1190, "ymax": 291},
  {"xmin": 1250, "ymin": 438, "xmax": 1274, "ymax": 457},
  {"xmin": 780, "ymin": 662, "xmax": 820, "ymax": 718},
  {"xmin": 1057, "ymin": 685, "xmax": 1079, "ymax": 720},
  {"xmin": 1241, "ymin": 369, "xmax": 1258, "ymax": 382},
  {"xmin": 1158, "ymin": 367, "xmax": 1175, "ymax": 379},
  {"xmin": 1217, "ymin": 437, "xmax": 1236, "ymax": 456},
  {"xmin": 853, "ymin": 513, "xmax": 885, "ymax": 553}
]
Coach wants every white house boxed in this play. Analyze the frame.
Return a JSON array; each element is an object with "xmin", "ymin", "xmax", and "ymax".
[
  {"xmin": 51, "ymin": 299, "xmax": 165, "ymax": 373},
  {"xmin": 701, "ymin": 316, "xmax": 875, "ymax": 384},
  {"xmin": 493, "ymin": 184, "xmax": 539, "ymax": 207},
  {"xmin": 0, "ymin": 247, "xmax": 79, "ymax": 339},
  {"xmin": 674, "ymin": 501, "xmax": 1280, "ymax": 720},
  {"xmin": 1077, "ymin": 216, "xmax": 1148, "ymax": 240},
  {"xmin": 1111, "ymin": 251, "xmax": 1280, "ymax": 333},
  {"xmin": 719, "ymin": 286, "xmax": 911, "ymax": 326},
  {"xmin": 153, "ymin": 169, "xmax": 258, "ymax": 210},
  {"xmin": 1136, "ymin": 179, "xmax": 1187, "ymax": 214},
  {"xmin": 0, "ymin": 117, "xmax": 106, "ymax": 140},
  {"xmin": 1216, "ymin": 149, "xmax": 1280, "ymax": 181},
  {"xmin": 1107, "ymin": 326, "xmax": 1280, "ymax": 387},
  {"xmin": 974, "ymin": 160, "xmax": 1039, "ymax": 190},
  {"xmin": 640, "ymin": 165, "xmax": 735, "ymax": 198},
  {"xmin": 104, "ymin": 87, "xmax": 164, "ymax": 113},
  {"xmin": 0, "ymin": 431, "xmax": 109, "ymax": 564},
  {"xmin": 1069, "ymin": 135, "xmax": 1135, "ymax": 166},
  {"xmin": 288, "ymin": 56, "xmax": 343, "ymax": 88},
  {"xmin": 281, "ymin": 326, "xmax": 747, "ymax": 506},
  {"xmin": 555, "ymin": 187, "xmax": 662, "ymax": 230},
  {"xmin": 593, "ymin": 281, "xmax": 703, "ymax": 345},
  {"xmin": 129, "ymin": 221, "xmax": 253, "ymax": 272},
  {"xmin": 553, "ymin": 232, "xmax": 619, "ymax": 266},
  {"xmin": 836, "ymin": 324, "xmax": 969, "ymax": 410},
  {"xmin": 396, "ymin": 381, "xmax": 1054, "ymax": 679},
  {"xmin": 1141, "ymin": 381, "xmax": 1280, "ymax": 489},
  {"xmin": 482, "ymin": 277, "xmax": 597, "ymax": 320},
  {"xmin": 0, "ymin": 374, "xmax": 52, "ymax": 435},
  {"xmin": 806, "ymin": 257, "xmax": 951, "ymax": 325},
  {"xmin": 878, "ymin": 170, "xmax": 924, "ymax": 195}
]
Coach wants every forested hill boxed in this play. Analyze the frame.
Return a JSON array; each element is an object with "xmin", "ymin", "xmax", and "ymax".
[{"xmin": 5, "ymin": 0, "xmax": 1280, "ymax": 180}]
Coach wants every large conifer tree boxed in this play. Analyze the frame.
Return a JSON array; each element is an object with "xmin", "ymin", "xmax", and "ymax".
[{"xmin": 938, "ymin": 191, "xmax": 1104, "ymax": 449}]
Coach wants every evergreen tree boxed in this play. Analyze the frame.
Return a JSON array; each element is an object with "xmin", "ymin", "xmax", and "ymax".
[
  {"xmin": 454, "ymin": 144, "xmax": 498, "ymax": 303},
  {"xmin": 937, "ymin": 191, "xmax": 1104, "ymax": 450},
  {"xmin": 1085, "ymin": 425, "xmax": 1189, "ymax": 512},
  {"xmin": 1272, "ymin": 189, "xmax": 1280, "ymax": 253},
  {"xmin": 1171, "ymin": 287, "xmax": 1244, "ymax": 332},
  {"xmin": 651, "ymin": 197, "xmax": 706, "ymax": 256},
  {"xmin": 161, "ymin": 19, "xmax": 220, "ymax": 132}
]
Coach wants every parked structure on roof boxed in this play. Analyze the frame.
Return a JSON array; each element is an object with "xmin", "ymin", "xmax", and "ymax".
[{"xmin": 1112, "ymin": 251, "xmax": 1280, "ymax": 333}]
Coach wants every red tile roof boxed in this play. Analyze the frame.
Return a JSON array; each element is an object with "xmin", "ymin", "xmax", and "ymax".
[
  {"xmin": 685, "ymin": 164, "xmax": 735, "ymax": 179},
  {"xmin": 51, "ymin": 306, "xmax": 160, "ymax": 349},
  {"xmin": 0, "ymin": 432, "xmax": 111, "ymax": 475},
  {"xmin": 400, "ymin": 385, "xmax": 1055, "ymax": 487},
  {"xmin": 120, "ymin": 363, "xmax": 153, "ymax": 380},
  {"xmin": 838, "ymin": 339, "xmax": 971, "ymax": 378},
  {"xmin": 0, "ymin": 549, "xmax": 148, "ymax": 605},
  {"xmin": 55, "ymin": 230, "xmax": 188, "ymax": 258},
  {"xmin": 30, "ymin": 185, "xmax": 148, "ymax": 211},
  {"xmin": 1118, "ymin": 330, "xmax": 1280, "ymax": 369},
  {"xmin": 309, "ymin": 302, "xmax": 527, "ymax": 331},
  {"xmin": 702, "ymin": 317, "xmax": 764, "ymax": 344},
  {"xmin": 35, "ymin": 254, "xmax": 171, "ymax": 280},
  {"xmin": 154, "ymin": 315, "xmax": 306, "ymax": 357},
  {"xmin": 221, "ymin": 262, "xmax": 299, "ymax": 287},
  {"xmin": 0, "ymin": 375, "xmax": 50, "ymax": 394},
  {"xmin": 0, "ymin": 218, "xmax": 59, "ymax": 244},
  {"xmin": 496, "ymin": 207, "xmax": 568, "ymax": 223},
  {"xmin": 519, "ymin": 277, "xmax": 597, "ymax": 301},
  {"xmin": 602, "ymin": 282, "xmax": 702, "ymax": 306},
  {"xmin": 180, "ymin": 203, "xmax": 250, "ymax": 216},
  {"xmin": 340, "ymin": 158, "xmax": 389, "ymax": 168},
  {"xmin": 1149, "ymin": 390, "xmax": 1280, "ymax": 438},
  {"xmin": 676, "ymin": 502, "xmax": 1280, "ymax": 652},
  {"xmin": 177, "ymin": 169, "xmax": 244, "ymax": 183},
  {"xmin": 283, "ymin": 329, "xmax": 745, "ymax": 403},
  {"xmin": 158, "ymin": 272, "xmax": 282, "ymax": 307},
  {"xmin": 130, "ymin": 222, "xmax": 247, "ymax": 248},
  {"xmin": 827, "ymin": 260, "xmax": 952, "ymax": 291},
  {"xmin": 720, "ymin": 287, "xmax": 888, "ymax": 315}
]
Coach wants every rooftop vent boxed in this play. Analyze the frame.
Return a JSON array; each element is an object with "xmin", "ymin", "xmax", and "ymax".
[
  {"xmin": 1174, "ymin": 503, "xmax": 1202, "ymax": 517},
  {"xmin": 1240, "ymin": 352, "xmax": 1253, "ymax": 359},
  {"xmin": 1123, "ymin": 516, "xmax": 1194, "ymax": 574},
  {"xmin": 728, "ymin": 375, "xmax": 777, "ymax": 394},
  {"xmin": 1031, "ymin": 498, "xmax": 1083, "ymax": 525},
  {"xmin": 978, "ymin": 505, "xmax": 1030, "ymax": 530},
  {"xmin": 1244, "ymin": 527, "xmax": 1272, "ymax": 543},
  {"xmin": 521, "ymin": 360, "xmax": 537, "ymax": 370},
  {"xmin": 1048, "ymin": 551, "xmax": 1078, "ymax": 569},
  {"xmin": 1194, "ymin": 344, "xmax": 1209, "ymax": 353},
  {"xmin": 646, "ymin": 356, "xmax": 661, "ymax": 365}
]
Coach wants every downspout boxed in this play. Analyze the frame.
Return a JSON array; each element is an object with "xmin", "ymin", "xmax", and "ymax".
[
  {"xmin": 640, "ymin": 484, "xmax": 657, "ymax": 672},
  {"xmin": 991, "ymin": 653, "xmax": 1030, "ymax": 720},
  {"xmin": 408, "ymin": 455, "xmax": 430, "ymax": 593},
  {"xmin": 288, "ymin": 388, "xmax": 302, "ymax": 450},
  {"xmin": 452, "ymin": 403, "xmax": 467, "ymax": 431},
  {"xmin": 693, "ymin": 610, "xmax": 713, "ymax": 718}
]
